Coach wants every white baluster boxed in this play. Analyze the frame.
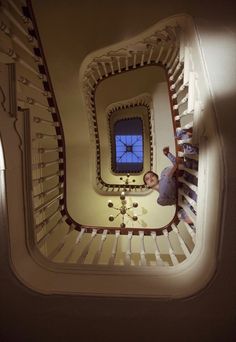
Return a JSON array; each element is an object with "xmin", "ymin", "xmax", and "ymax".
[
  {"xmin": 168, "ymin": 55, "xmax": 179, "ymax": 75},
  {"xmin": 89, "ymin": 71, "xmax": 98, "ymax": 85},
  {"xmin": 155, "ymin": 43, "xmax": 164, "ymax": 63},
  {"xmin": 151, "ymin": 232, "xmax": 166, "ymax": 266},
  {"xmin": 139, "ymin": 231, "xmax": 146, "ymax": 266},
  {"xmin": 182, "ymin": 167, "xmax": 198, "ymax": 177},
  {"xmin": 48, "ymin": 223, "xmax": 75, "ymax": 260},
  {"xmin": 183, "ymin": 47, "xmax": 190, "ymax": 85},
  {"xmin": 125, "ymin": 56, "xmax": 129, "ymax": 70},
  {"xmin": 93, "ymin": 64, "xmax": 102, "ymax": 80},
  {"xmin": 109, "ymin": 60, "xmax": 115, "ymax": 75},
  {"xmin": 170, "ymin": 65, "xmax": 183, "ymax": 82},
  {"xmin": 101, "ymin": 62, "xmax": 108, "ymax": 77},
  {"xmin": 173, "ymin": 94, "xmax": 188, "ymax": 110},
  {"xmin": 178, "ymin": 177, "xmax": 198, "ymax": 193},
  {"xmin": 179, "ymin": 189, "xmax": 197, "ymax": 211},
  {"xmin": 85, "ymin": 77, "xmax": 94, "ymax": 91},
  {"xmin": 125, "ymin": 231, "xmax": 133, "ymax": 265},
  {"xmin": 109, "ymin": 230, "xmax": 120, "ymax": 265},
  {"xmin": 77, "ymin": 229, "xmax": 97, "ymax": 264},
  {"xmin": 147, "ymin": 46, "xmax": 154, "ymax": 64},
  {"xmin": 174, "ymin": 108, "xmax": 193, "ymax": 121},
  {"xmin": 33, "ymin": 116, "xmax": 58, "ymax": 126},
  {"xmin": 18, "ymin": 76, "xmax": 50, "ymax": 96},
  {"xmin": 183, "ymin": 221, "xmax": 196, "ymax": 244},
  {"xmin": 2, "ymin": 7, "xmax": 33, "ymax": 41},
  {"xmin": 37, "ymin": 217, "xmax": 63, "ymax": 246},
  {"xmin": 19, "ymin": 57, "xmax": 41, "ymax": 76},
  {"xmin": 132, "ymin": 51, "xmax": 137, "ymax": 68},
  {"xmin": 167, "ymin": 46, "xmax": 179, "ymax": 69},
  {"xmin": 188, "ymin": 72, "xmax": 196, "ymax": 113},
  {"xmin": 171, "ymin": 224, "xmax": 191, "ymax": 258},
  {"xmin": 178, "ymin": 200, "xmax": 197, "ymax": 225},
  {"xmin": 140, "ymin": 51, "xmax": 145, "ymax": 66},
  {"xmin": 92, "ymin": 229, "xmax": 108, "ymax": 264},
  {"xmin": 64, "ymin": 228, "xmax": 85, "ymax": 262},
  {"xmin": 163, "ymin": 229, "xmax": 179, "ymax": 266},
  {"xmin": 172, "ymin": 84, "xmax": 186, "ymax": 99},
  {"xmin": 162, "ymin": 43, "xmax": 173, "ymax": 65},
  {"xmin": 116, "ymin": 56, "xmax": 121, "ymax": 73}
]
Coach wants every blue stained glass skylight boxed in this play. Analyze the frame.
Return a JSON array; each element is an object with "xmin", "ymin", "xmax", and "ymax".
[
  {"xmin": 111, "ymin": 117, "xmax": 144, "ymax": 173},
  {"xmin": 115, "ymin": 135, "xmax": 143, "ymax": 163}
]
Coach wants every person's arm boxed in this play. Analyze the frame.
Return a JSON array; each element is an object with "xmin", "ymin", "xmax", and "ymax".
[
  {"xmin": 163, "ymin": 146, "xmax": 177, "ymax": 177},
  {"xmin": 166, "ymin": 163, "xmax": 178, "ymax": 178},
  {"xmin": 163, "ymin": 146, "xmax": 176, "ymax": 165}
]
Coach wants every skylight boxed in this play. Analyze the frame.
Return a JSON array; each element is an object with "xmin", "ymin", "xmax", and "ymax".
[{"xmin": 112, "ymin": 118, "xmax": 144, "ymax": 173}]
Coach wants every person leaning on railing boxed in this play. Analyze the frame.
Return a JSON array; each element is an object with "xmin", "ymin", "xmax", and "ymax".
[
  {"xmin": 143, "ymin": 146, "xmax": 178, "ymax": 206},
  {"xmin": 143, "ymin": 142, "xmax": 196, "ymax": 228}
]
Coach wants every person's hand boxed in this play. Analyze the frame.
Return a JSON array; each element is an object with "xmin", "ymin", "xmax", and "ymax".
[{"xmin": 163, "ymin": 146, "xmax": 169, "ymax": 155}]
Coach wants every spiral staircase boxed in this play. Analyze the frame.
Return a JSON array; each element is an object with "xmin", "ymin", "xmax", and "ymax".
[{"xmin": 0, "ymin": 0, "xmax": 225, "ymax": 298}]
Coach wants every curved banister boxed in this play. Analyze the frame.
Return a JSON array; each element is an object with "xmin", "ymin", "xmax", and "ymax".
[
  {"xmin": 23, "ymin": 0, "xmax": 185, "ymax": 236},
  {"xmin": 0, "ymin": 0, "xmax": 201, "ymax": 269}
]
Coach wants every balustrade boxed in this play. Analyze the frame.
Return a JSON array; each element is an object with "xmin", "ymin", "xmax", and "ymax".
[{"xmin": 1, "ymin": 0, "xmax": 201, "ymax": 268}]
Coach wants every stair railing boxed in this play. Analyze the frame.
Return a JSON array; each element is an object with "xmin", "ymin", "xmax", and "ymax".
[{"xmin": 0, "ymin": 0, "xmax": 200, "ymax": 267}]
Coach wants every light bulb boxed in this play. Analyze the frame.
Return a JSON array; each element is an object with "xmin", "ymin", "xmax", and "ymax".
[{"xmin": 107, "ymin": 200, "xmax": 113, "ymax": 208}]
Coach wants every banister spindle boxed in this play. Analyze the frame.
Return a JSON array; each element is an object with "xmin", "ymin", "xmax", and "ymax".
[
  {"xmin": 151, "ymin": 232, "xmax": 166, "ymax": 266},
  {"xmin": 34, "ymin": 193, "xmax": 63, "ymax": 213},
  {"xmin": 167, "ymin": 46, "xmax": 179, "ymax": 69},
  {"xmin": 168, "ymin": 55, "xmax": 179, "ymax": 75},
  {"xmin": 92, "ymin": 229, "xmax": 108, "ymax": 264},
  {"xmin": 109, "ymin": 60, "xmax": 115, "ymax": 74},
  {"xmin": 37, "ymin": 217, "xmax": 63, "ymax": 249},
  {"xmin": 163, "ymin": 229, "xmax": 178, "ymax": 266},
  {"xmin": 1, "ymin": 6, "xmax": 33, "ymax": 41},
  {"xmin": 178, "ymin": 200, "xmax": 197, "ymax": 226},
  {"xmin": 140, "ymin": 50, "xmax": 145, "ymax": 66},
  {"xmin": 125, "ymin": 56, "xmax": 129, "ymax": 70},
  {"xmin": 109, "ymin": 230, "xmax": 120, "ymax": 265},
  {"xmin": 132, "ymin": 51, "xmax": 137, "ymax": 68},
  {"xmin": 139, "ymin": 231, "xmax": 146, "ymax": 266},
  {"xmin": 171, "ymin": 224, "xmax": 190, "ymax": 258},
  {"xmin": 18, "ymin": 76, "xmax": 50, "ymax": 96},
  {"xmin": 183, "ymin": 221, "xmax": 196, "ymax": 244},
  {"xmin": 33, "ymin": 171, "xmax": 63, "ymax": 185},
  {"xmin": 94, "ymin": 63, "xmax": 103, "ymax": 80},
  {"xmin": 147, "ymin": 45, "xmax": 154, "ymax": 64},
  {"xmin": 64, "ymin": 228, "xmax": 85, "ymax": 262},
  {"xmin": 178, "ymin": 189, "xmax": 197, "ymax": 210},
  {"xmin": 178, "ymin": 177, "xmax": 198, "ymax": 193},
  {"xmin": 155, "ymin": 42, "xmax": 164, "ymax": 63},
  {"xmin": 125, "ymin": 231, "xmax": 133, "ymax": 265},
  {"xmin": 77, "ymin": 229, "xmax": 97, "ymax": 264},
  {"xmin": 35, "ymin": 205, "xmax": 64, "ymax": 231},
  {"xmin": 33, "ymin": 116, "xmax": 59, "ymax": 126},
  {"xmin": 115, "ymin": 56, "xmax": 121, "ymax": 73},
  {"xmin": 33, "ymin": 183, "xmax": 63, "ymax": 200},
  {"xmin": 162, "ymin": 43, "xmax": 173, "ymax": 65},
  {"xmin": 48, "ymin": 223, "xmax": 75, "ymax": 260},
  {"xmin": 100, "ymin": 62, "xmax": 108, "ymax": 77}
]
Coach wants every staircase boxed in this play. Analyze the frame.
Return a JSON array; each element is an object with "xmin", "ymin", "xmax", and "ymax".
[{"xmin": 0, "ymin": 0, "xmax": 223, "ymax": 297}]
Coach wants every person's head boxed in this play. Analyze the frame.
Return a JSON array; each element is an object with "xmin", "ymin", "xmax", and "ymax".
[{"xmin": 143, "ymin": 171, "xmax": 159, "ymax": 189}]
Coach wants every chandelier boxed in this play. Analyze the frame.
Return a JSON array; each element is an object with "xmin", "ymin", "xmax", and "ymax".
[{"xmin": 107, "ymin": 174, "xmax": 139, "ymax": 228}]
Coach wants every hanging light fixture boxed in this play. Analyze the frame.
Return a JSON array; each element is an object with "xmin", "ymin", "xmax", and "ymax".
[{"xmin": 107, "ymin": 190, "xmax": 139, "ymax": 228}]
